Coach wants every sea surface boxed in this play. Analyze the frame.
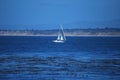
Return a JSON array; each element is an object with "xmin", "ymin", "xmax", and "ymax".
[{"xmin": 0, "ymin": 36, "xmax": 120, "ymax": 80}]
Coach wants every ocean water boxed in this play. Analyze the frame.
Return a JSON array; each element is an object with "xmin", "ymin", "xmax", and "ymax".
[{"xmin": 0, "ymin": 36, "xmax": 120, "ymax": 80}]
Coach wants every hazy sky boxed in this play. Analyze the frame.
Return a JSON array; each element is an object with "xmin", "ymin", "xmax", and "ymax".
[{"xmin": 0, "ymin": 0, "xmax": 120, "ymax": 29}]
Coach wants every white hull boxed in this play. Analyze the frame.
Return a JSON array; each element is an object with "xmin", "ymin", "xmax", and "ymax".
[{"xmin": 53, "ymin": 40, "xmax": 65, "ymax": 43}]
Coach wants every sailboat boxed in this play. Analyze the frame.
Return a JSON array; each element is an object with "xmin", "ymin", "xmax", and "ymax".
[{"xmin": 53, "ymin": 25, "xmax": 66, "ymax": 43}]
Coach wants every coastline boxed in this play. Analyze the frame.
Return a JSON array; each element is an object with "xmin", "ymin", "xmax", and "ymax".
[
  {"xmin": 0, "ymin": 34, "xmax": 120, "ymax": 37},
  {"xmin": 0, "ymin": 28, "xmax": 120, "ymax": 37}
]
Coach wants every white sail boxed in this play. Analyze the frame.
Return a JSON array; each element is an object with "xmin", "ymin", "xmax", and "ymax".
[
  {"xmin": 60, "ymin": 34, "xmax": 64, "ymax": 40},
  {"xmin": 60, "ymin": 25, "xmax": 66, "ymax": 41},
  {"xmin": 57, "ymin": 33, "xmax": 61, "ymax": 40},
  {"xmin": 53, "ymin": 25, "xmax": 66, "ymax": 43}
]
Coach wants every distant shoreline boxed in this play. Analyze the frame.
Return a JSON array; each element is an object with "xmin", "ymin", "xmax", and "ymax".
[
  {"xmin": 0, "ymin": 28, "xmax": 120, "ymax": 37},
  {"xmin": 0, "ymin": 35, "xmax": 120, "ymax": 37}
]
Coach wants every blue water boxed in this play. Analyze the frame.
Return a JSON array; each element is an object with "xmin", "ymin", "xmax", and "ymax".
[{"xmin": 0, "ymin": 36, "xmax": 120, "ymax": 80}]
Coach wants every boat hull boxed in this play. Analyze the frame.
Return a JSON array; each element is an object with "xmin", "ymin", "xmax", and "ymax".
[{"xmin": 53, "ymin": 40, "xmax": 65, "ymax": 43}]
